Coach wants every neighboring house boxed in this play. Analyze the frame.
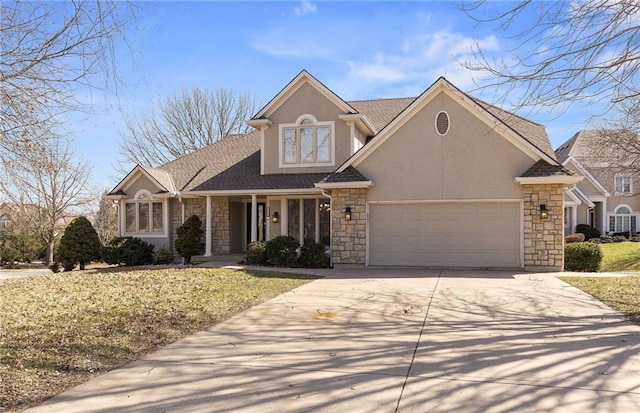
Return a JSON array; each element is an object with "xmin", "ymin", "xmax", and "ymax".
[
  {"xmin": 0, "ymin": 203, "xmax": 13, "ymax": 231},
  {"xmin": 108, "ymin": 70, "xmax": 581, "ymax": 271},
  {"xmin": 556, "ymin": 130, "xmax": 640, "ymax": 236}
]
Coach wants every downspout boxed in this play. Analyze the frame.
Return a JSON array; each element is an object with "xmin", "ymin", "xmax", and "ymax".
[{"xmin": 321, "ymin": 189, "xmax": 334, "ymax": 268}]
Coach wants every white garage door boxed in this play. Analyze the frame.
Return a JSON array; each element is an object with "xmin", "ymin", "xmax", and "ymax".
[{"xmin": 368, "ymin": 202, "xmax": 522, "ymax": 268}]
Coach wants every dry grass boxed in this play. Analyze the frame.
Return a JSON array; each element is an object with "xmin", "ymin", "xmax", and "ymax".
[
  {"xmin": 560, "ymin": 276, "xmax": 640, "ymax": 325},
  {"xmin": 0, "ymin": 267, "xmax": 317, "ymax": 412},
  {"xmin": 598, "ymin": 242, "xmax": 640, "ymax": 272}
]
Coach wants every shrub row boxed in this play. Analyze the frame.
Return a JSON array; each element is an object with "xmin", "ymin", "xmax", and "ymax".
[{"xmin": 245, "ymin": 235, "xmax": 330, "ymax": 268}]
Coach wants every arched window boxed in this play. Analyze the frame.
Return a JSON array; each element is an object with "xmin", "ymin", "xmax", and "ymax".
[
  {"xmin": 124, "ymin": 190, "xmax": 165, "ymax": 235},
  {"xmin": 608, "ymin": 205, "xmax": 636, "ymax": 234},
  {"xmin": 280, "ymin": 115, "xmax": 334, "ymax": 166}
]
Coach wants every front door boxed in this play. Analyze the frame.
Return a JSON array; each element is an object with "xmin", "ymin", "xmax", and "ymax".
[{"xmin": 246, "ymin": 202, "xmax": 266, "ymax": 243}]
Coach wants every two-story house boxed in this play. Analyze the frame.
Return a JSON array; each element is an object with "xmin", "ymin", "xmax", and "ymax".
[
  {"xmin": 556, "ymin": 130, "xmax": 640, "ymax": 236},
  {"xmin": 108, "ymin": 70, "xmax": 580, "ymax": 271}
]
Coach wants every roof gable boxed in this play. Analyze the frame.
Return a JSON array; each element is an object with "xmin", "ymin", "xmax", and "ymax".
[
  {"xmin": 338, "ymin": 77, "xmax": 558, "ymax": 172},
  {"xmin": 252, "ymin": 70, "xmax": 357, "ymax": 120},
  {"xmin": 110, "ymin": 165, "xmax": 174, "ymax": 196},
  {"xmin": 562, "ymin": 157, "xmax": 610, "ymax": 196}
]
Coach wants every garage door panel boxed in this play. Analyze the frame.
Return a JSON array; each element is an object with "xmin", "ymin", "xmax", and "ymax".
[{"xmin": 368, "ymin": 202, "xmax": 521, "ymax": 268}]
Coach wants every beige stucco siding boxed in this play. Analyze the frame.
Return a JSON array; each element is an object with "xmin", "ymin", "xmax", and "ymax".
[
  {"xmin": 263, "ymin": 83, "xmax": 353, "ymax": 174},
  {"xmin": 122, "ymin": 174, "xmax": 163, "ymax": 198},
  {"xmin": 358, "ymin": 93, "xmax": 533, "ymax": 201},
  {"xmin": 563, "ymin": 162, "xmax": 602, "ymax": 196}
]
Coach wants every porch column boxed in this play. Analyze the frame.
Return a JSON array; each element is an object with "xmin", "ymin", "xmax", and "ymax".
[
  {"xmin": 251, "ymin": 194, "xmax": 257, "ymax": 242},
  {"xmin": 602, "ymin": 199, "xmax": 608, "ymax": 234},
  {"xmin": 204, "ymin": 196, "xmax": 212, "ymax": 256},
  {"xmin": 571, "ymin": 205, "xmax": 578, "ymax": 233}
]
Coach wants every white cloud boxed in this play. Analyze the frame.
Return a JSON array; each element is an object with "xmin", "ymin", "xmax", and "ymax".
[
  {"xmin": 338, "ymin": 29, "xmax": 501, "ymax": 99},
  {"xmin": 294, "ymin": 0, "xmax": 317, "ymax": 17}
]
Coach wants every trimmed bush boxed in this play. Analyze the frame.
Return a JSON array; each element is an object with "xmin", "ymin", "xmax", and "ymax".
[
  {"xmin": 245, "ymin": 241, "xmax": 267, "ymax": 265},
  {"xmin": 564, "ymin": 242, "xmax": 602, "ymax": 272},
  {"xmin": 152, "ymin": 248, "xmax": 175, "ymax": 265},
  {"xmin": 175, "ymin": 215, "xmax": 204, "ymax": 264},
  {"xmin": 576, "ymin": 224, "xmax": 601, "ymax": 241},
  {"xmin": 564, "ymin": 233, "xmax": 585, "ymax": 243},
  {"xmin": 298, "ymin": 241, "xmax": 330, "ymax": 268},
  {"xmin": 264, "ymin": 236, "xmax": 299, "ymax": 267},
  {"xmin": 55, "ymin": 216, "xmax": 102, "ymax": 270},
  {"xmin": 103, "ymin": 237, "xmax": 154, "ymax": 266},
  {"xmin": 49, "ymin": 262, "xmax": 60, "ymax": 273}
]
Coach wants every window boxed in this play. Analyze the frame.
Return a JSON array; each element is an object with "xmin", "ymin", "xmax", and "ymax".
[
  {"xmin": 124, "ymin": 191, "xmax": 165, "ymax": 235},
  {"xmin": 286, "ymin": 198, "xmax": 331, "ymax": 247},
  {"xmin": 608, "ymin": 205, "xmax": 637, "ymax": 233},
  {"xmin": 615, "ymin": 175, "xmax": 632, "ymax": 194},
  {"xmin": 280, "ymin": 115, "xmax": 334, "ymax": 167},
  {"xmin": 0, "ymin": 214, "xmax": 10, "ymax": 229}
]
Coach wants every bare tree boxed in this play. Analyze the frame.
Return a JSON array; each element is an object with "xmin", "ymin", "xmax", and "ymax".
[
  {"xmin": 93, "ymin": 190, "xmax": 119, "ymax": 246},
  {"xmin": 0, "ymin": 0, "xmax": 140, "ymax": 156},
  {"xmin": 0, "ymin": 137, "xmax": 94, "ymax": 264},
  {"xmin": 118, "ymin": 86, "xmax": 259, "ymax": 168},
  {"xmin": 461, "ymin": 0, "xmax": 640, "ymax": 114}
]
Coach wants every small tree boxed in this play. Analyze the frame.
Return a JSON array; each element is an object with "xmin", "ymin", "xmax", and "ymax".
[
  {"xmin": 56, "ymin": 216, "xmax": 101, "ymax": 270},
  {"xmin": 174, "ymin": 215, "xmax": 204, "ymax": 264}
]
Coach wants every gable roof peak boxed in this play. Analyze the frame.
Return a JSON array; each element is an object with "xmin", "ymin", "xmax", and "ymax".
[{"xmin": 251, "ymin": 69, "xmax": 357, "ymax": 120}]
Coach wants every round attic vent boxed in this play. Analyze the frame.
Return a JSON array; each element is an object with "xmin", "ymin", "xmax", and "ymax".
[{"xmin": 435, "ymin": 111, "xmax": 450, "ymax": 135}]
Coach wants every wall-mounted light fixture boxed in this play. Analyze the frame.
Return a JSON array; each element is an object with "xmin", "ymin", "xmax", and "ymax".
[
  {"xmin": 271, "ymin": 211, "xmax": 279, "ymax": 224},
  {"xmin": 540, "ymin": 204, "xmax": 548, "ymax": 219},
  {"xmin": 345, "ymin": 207, "xmax": 352, "ymax": 221}
]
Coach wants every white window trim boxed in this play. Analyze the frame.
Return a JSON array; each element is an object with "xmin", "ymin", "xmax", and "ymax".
[
  {"xmin": 122, "ymin": 190, "xmax": 168, "ymax": 238},
  {"xmin": 283, "ymin": 196, "xmax": 331, "ymax": 246},
  {"xmin": 614, "ymin": 174, "xmax": 632, "ymax": 195},
  {"xmin": 607, "ymin": 204, "xmax": 638, "ymax": 234},
  {"xmin": 279, "ymin": 114, "xmax": 336, "ymax": 168}
]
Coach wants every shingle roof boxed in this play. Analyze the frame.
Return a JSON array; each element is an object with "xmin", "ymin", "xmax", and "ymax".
[
  {"xmin": 191, "ymin": 151, "xmax": 330, "ymax": 191},
  {"xmin": 519, "ymin": 160, "xmax": 576, "ymax": 178},
  {"xmin": 161, "ymin": 131, "xmax": 261, "ymax": 191},
  {"xmin": 348, "ymin": 97, "xmax": 415, "ymax": 132},
  {"xmin": 319, "ymin": 166, "xmax": 369, "ymax": 184},
  {"xmin": 554, "ymin": 129, "xmax": 632, "ymax": 163}
]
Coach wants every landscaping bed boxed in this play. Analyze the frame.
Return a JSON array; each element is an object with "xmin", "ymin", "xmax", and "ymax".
[{"xmin": 0, "ymin": 267, "xmax": 317, "ymax": 412}]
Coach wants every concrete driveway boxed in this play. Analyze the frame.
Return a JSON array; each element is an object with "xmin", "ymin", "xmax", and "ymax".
[{"xmin": 26, "ymin": 269, "xmax": 640, "ymax": 412}]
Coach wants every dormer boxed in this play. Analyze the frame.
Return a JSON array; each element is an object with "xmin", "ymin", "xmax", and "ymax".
[{"xmin": 247, "ymin": 70, "xmax": 375, "ymax": 175}]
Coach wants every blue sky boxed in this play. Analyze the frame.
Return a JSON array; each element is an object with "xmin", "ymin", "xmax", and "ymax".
[{"xmin": 68, "ymin": 1, "xmax": 601, "ymax": 188}]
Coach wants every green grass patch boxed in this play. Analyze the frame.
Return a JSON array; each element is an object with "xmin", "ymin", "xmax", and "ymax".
[
  {"xmin": 0, "ymin": 267, "xmax": 317, "ymax": 412},
  {"xmin": 599, "ymin": 243, "xmax": 640, "ymax": 272},
  {"xmin": 560, "ymin": 276, "xmax": 640, "ymax": 325}
]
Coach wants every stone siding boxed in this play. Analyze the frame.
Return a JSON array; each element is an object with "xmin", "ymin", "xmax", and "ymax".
[
  {"xmin": 211, "ymin": 197, "xmax": 230, "ymax": 254},
  {"xmin": 331, "ymin": 188, "xmax": 366, "ymax": 265},
  {"xmin": 171, "ymin": 198, "xmax": 206, "ymax": 252},
  {"xmin": 523, "ymin": 184, "xmax": 565, "ymax": 271}
]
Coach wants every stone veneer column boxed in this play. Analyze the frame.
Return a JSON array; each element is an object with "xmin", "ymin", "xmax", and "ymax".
[
  {"xmin": 522, "ymin": 184, "xmax": 565, "ymax": 271},
  {"xmin": 171, "ymin": 198, "xmax": 206, "ymax": 252},
  {"xmin": 331, "ymin": 188, "xmax": 366, "ymax": 265},
  {"xmin": 211, "ymin": 197, "xmax": 230, "ymax": 254}
]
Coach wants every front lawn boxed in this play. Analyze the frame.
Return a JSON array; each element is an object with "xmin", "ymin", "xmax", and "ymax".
[
  {"xmin": 0, "ymin": 267, "xmax": 317, "ymax": 412},
  {"xmin": 598, "ymin": 242, "xmax": 640, "ymax": 272},
  {"xmin": 559, "ymin": 275, "xmax": 640, "ymax": 325}
]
